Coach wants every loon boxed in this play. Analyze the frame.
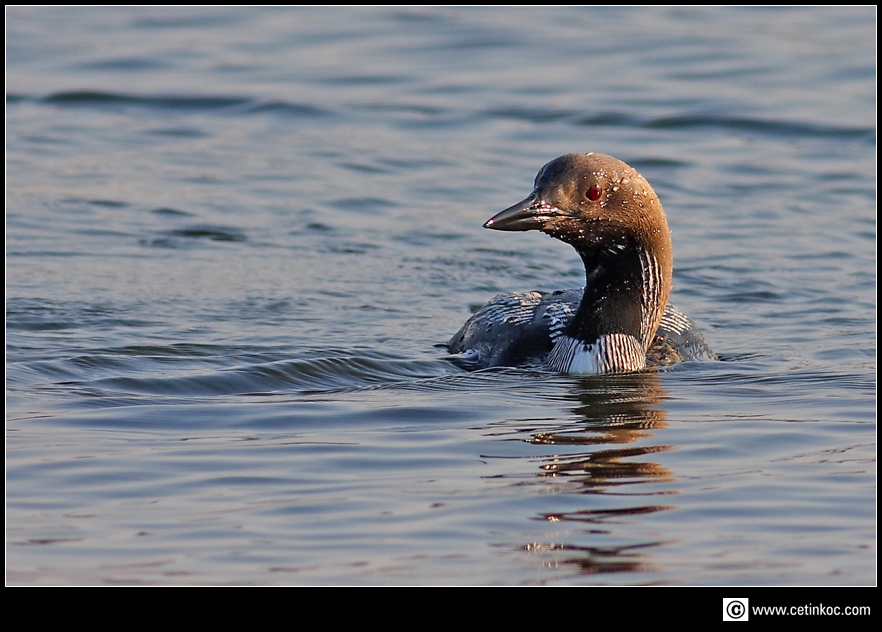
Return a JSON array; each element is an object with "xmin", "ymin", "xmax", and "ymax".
[{"xmin": 448, "ymin": 153, "xmax": 716, "ymax": 374}]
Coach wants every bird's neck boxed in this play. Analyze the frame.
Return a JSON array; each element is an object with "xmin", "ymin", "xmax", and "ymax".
[{"xmin": 545, "ymin": 241, "xmax": 668, "ymax": 374}]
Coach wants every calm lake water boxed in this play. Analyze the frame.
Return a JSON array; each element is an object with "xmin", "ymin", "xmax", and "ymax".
[{"xmin": 6, "ymin": 7, "xmax": 875, "ymax": 585}]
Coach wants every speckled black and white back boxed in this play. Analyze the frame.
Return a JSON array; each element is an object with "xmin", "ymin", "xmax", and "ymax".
[{"xmin": 448, "ymin": 289, "xmax": 715, "ymax": 371}]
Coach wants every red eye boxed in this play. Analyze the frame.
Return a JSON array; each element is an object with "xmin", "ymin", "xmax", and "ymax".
[{"xmin": 587, "ymin": 184, "xmax": 602, "ymax": 201}]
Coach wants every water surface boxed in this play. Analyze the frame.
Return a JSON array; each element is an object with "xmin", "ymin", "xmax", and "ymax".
[{"xmin": 6, "ymin": 6, "xmax": 875, "ymax": 585}]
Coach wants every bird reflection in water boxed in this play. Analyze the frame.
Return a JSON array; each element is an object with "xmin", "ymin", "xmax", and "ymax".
[{"xmin": 516, "ymin": 371, "xmax": 679, "ymax": 578}]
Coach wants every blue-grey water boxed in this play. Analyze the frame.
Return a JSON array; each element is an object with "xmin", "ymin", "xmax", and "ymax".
[{"xmin": 6, "ymin": 7, "xmax": 875, "ymax": 585}]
